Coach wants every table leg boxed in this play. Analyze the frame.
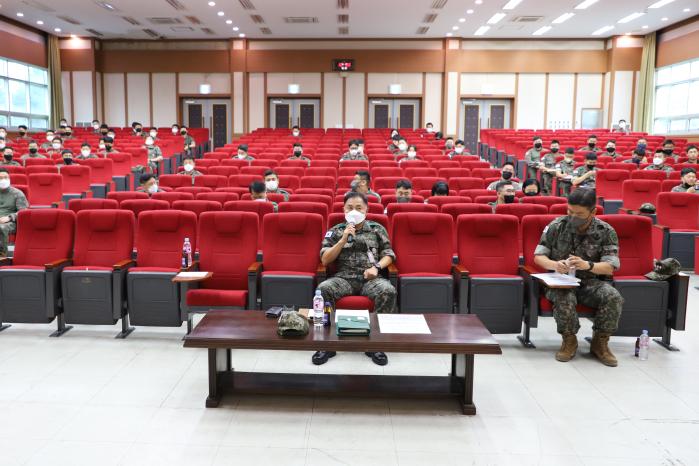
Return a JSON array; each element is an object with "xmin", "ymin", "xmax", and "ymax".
[
  {"xmin": 206, "ymin": 348, "xmax": 229, "ymax": 408},
  {"xmin": 461, "ymin": 354, "xmax": 475, "ymax": 415}
]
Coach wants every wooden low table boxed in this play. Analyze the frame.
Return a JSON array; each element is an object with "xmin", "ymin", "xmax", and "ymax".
[{"xmin": 183, "ymin": 310, "xmax": 501, "ymax": 415}]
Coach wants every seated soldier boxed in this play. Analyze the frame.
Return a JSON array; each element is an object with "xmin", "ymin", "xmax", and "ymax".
[
  {"xmin": 0, "ymin": 168, "xmax": 29, "ymax": 257},
  {"xmin": 288, "ymin": 143, "xmax": 311, "ymax": 167},
  {"xmin": 0, "ymin": 147, "xmax": 21, "ymax": 166},
  {"xmin": 351, "ymin": 170, "xmax": 381, "ymax": 201},
  {"xmin": 76, "ymin": 143, "xmax": 98, "ymax": 160},
  {"xmin": 489, "ymin": 180, "xmax": 516, "ymax": 213},
  {"xmin": 21, "ymin": 140, "xmax": 47, "ymax": 161},
  {"xmin": 431, "ymin": 181, "xmax": 449, "ymax": 197},
  {"xmin": 263, "ymin": 170, "xmax": 290, "ymax": 201},
  {"xmin": 340, "ymin": 139, "xmax": 368, "ymax": 161},
  {"xmin": 522, "ymin": 178, "xmax": 541, "ymax": 196},
  {"xmin": 178, "ymin": 156, "xmax": 203, "ymax": 179},
  {"xmin": 572, "ymin": 153, "xmax": 598, "ymax": 189},
  {"xmin": 249, "ymin": 181, "xmax": 278, "ymax": 212},
  {"xmin": 671, "ymin": 168, "xmax": 698, "ymax": 193},
  {"xmin": 487, "ymin": 162, "xmax": 521, "ymax": 190},
  {"xmin": 395, "ymin": 179, "xmax": 413, "ymax": 203},
  {"xmin": 145, "ymin": 135, "xmax": 163, "ymax": 173},
  {"xmin": 397, "ymin": 145, "xmax": 421, "ymax": 164},
  {"xmin": 137, "ymin": 173, "xmax": 164, "ymax": 196},
  {"xmin": 235, "ymin": 144, "xmax": 255, "ymax": 161},
  {"xmin": 644, "ymin": 150, "xmax": 673, "ymax": 174},
  {"xmin": 57, "ymin": 149, "xmax": 75, "ymax": 167}
]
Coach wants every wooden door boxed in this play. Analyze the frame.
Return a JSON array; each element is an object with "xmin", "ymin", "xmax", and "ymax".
[
  {"xmin": 398, "ymin": 104, "xmax": 415, "ymax": 129},
  {"xmin": 212, "ymin": 104, "xmax": 228, "ymax": 149},
  {"xmin": 274, "ymin": 104, "xmax": 290, "ymax": 129},
  {"xmin": 463, "ymin": 105, "xmax": 480, "ymax": 154},
  {"xmin": 299, "ymin": 104, "xmax": 315, "ymax": 128},
  {"xmin": 489, "ymin": 105, "xmax": 505, "ymax": 129},
  {"xmin": 374, "ymin": 104, "xmax": 390, "ymax": 128},
  {"xmin": 187, "ymin": 104, "xmax": 203, "ymax": 128}
]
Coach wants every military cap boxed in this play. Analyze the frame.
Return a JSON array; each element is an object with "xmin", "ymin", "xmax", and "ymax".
[
  {"xmin": 645, "ymin": 258, "xmax": 681, "ymax": 281},
  {"xmin": 277, "ymin": 311, "xmax": 309, "ymax": 337}
]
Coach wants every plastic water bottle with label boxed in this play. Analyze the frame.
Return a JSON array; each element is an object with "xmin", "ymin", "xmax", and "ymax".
[
  {"xmin": 182, "ymin": 237, "xmax": 192, "ymax": 268},
  {"xmin": 638, "ymin": 330, "xmax": 650, "ymax": 361},
  {"xmin": 312, "ymin": 290, "xmax": 324, "ymax": 328}
]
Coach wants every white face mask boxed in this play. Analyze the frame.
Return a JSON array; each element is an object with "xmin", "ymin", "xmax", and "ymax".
[
  {"xmin": 238, "ymin": 153, "xmax": 247, "ymax": 159},
  {"xmin": 455, "ymin": 147, "xmax": 464, "ymax": 154},
  {"xmin": 619, "ymin": 122, "xmax": 626, "ymax": 128},
  {"xmin": 0, "ymin": 143, "xmax": 4, "ymax": 150},
  {"xmin": 145, "ymin": 139, "xmax": 154, "ymax": 146},
  {"xmin": 292, "ymin": 131, "xmax": 300, "ymax": 137},
  {"xmin": 46, "ymin": 135, "xmax": 54, "ymax": 142},
  {"xmin": 254, "ymin": 197, "xmax": 267, "ymax": 202},
  {"xmin": 426, "ymin": 127, "xmax": 434, "ymax": 133},
  {"xmin": 52, "ymin": 143, "xmax": 61, "ymax": 150},
  {"xmin": 265, "ymin": 180, "xmax": 278, "ymax": 191},
  {"xmin": 0, "ymin": 179, "xmax": 10, "ymax": 190},
  {"xmin": 345, "ymin": 209, "xmax": 366, "ymax": 225},
  {"xmin": 93, "ymin": 124, "xmax": 100, "ymax": 130},
  {"xmin": 653, "ymin": 157, "xmax": 663, "ymax": 166},
  {"xmin": 407, "ymin": 151, "xmax": 416, "ymax": 159},
  {"xmin": 148, "ymin": 183, "xmax": 159, "ymax": 194},
  {"xmin": 99, "ymin": 144, "xmax": 106, "ymax": 150},
  {"xmin": 184, "ymin": 163, "xmax": 194, "ymax": 172},
  {"xmin": 81, "ymin": 149, "xmax": 90, "ymax": 156},
  {"xmin": 0, "ymin": 131, "xmax": 6, "ymax": 137},
  {"xmin": 349, "ymin": 149, "xmax": 358, "ymax": 156},
  {"xmin": 398, "ymin": 143, "xmax": 407, "ymax": 151},
  {"xmin": 172, "ymin": 128, "xmax": 179, "ymax": 134},
  {"xmin": 150, "ymin": 131, "xmax": 157, "ymax": 137}
]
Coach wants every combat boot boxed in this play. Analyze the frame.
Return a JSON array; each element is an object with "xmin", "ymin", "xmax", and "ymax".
[
  {"xmin": 590, "ymin": 332, "xmax": 618, "ymax": 367},
  {"xmin": 555, "ymin": 333, "xmax": 578, "ymax": 362}
]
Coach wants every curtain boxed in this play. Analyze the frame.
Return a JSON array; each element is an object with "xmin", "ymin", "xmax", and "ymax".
[
  {"xmin": 634, "ymin": 32, "xmax": 656, "ymax": 133},
  {"xmin": 47, "ymin": 35, "xmax": 64, "ymax": 129}
]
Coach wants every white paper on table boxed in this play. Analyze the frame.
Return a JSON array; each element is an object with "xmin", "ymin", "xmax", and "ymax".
[
  {"xmin": 335, "ymin": 309, "xmax": 370, "ymax": 323},
  {"xmin": 377, "ymin": 314, "xmax": 431, "ymax": 334},
  {"xmin": 531, "ymin": 272, "xmax": 580, "ymax": 287},
  {"xmin": 176, "ymin": 271, "xmax": 210, "ymax": 279}
]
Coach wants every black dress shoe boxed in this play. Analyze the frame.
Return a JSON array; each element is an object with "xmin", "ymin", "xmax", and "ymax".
[
  {"xmin": 312, "ymin": 351, "xmax": 337, "ymax": 365},
  {"xmin": 365, "ymin": 351, "xmax": 388, "ymax": 366}
]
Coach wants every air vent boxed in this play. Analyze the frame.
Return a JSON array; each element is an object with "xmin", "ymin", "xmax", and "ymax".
[
  {"xmin": 142, "ymin": 28, "xmax": 161, "ymax": 38},
  {"xmin": 164, "ymin": 0, "xmax": 187, "ymax": 10},
  {"xmin": 250, "ymin": 15, "xmax": 265, "ymax": 24},
  {"xmin": 239, "ymin": 0, "xmax": 255, "ymax": 10},
  {"xmin": 338, "ymin": 26, "xmax": 349, "ymax": 35},
  {"xmin": 22, "ymin": 1, "xmax": 55, "ymax": 13},
  {"xmin": 431, "ymin": 0, "xmax": 448, "ymax": 9},
  {"xmin": 85, "ymin": 28, "xmax": 104, "ymax": 36},
  {"xmin": 284, "ymin": 17, "xmax": 319, "ymax": 24},
  {"xmin": 171, "ymin": 26, "xmax": 194, "ymax": 32},
  {"xmin": 185, "ymin": 16, "xmax": 201, "ymax": 24},
  {"xmin": 416, "ymin": 26, "xmax": 429, "ymax": 34},
  {"xmin": 338, "ymin": 14, "xmax": 349, "ymax": 24},
  {"xmin": 260, "ymin": 27, "xmax": 272, "ymax": 34},
  {"xmin": 57, "ymin": 16, "xmax": 82, "ymax": 25},
  {"xmin": 121, "ymin": 16, "xmax": 141, "ymax": 25},
  {"xmin": 95, "ymin": 1, "xmax": 119, "ymax": 11},
  {"xmin": 201, "ymin": 27, "xmax": 215, "ymax": 35},
  {"xmin": 511, "ymin": 16, "xmax": 543, "ymax": 23},
  {"xmin": 423, "ymin": 14, "xmax": 437, "ymax": 23},
  {"xmin": 337, "ymin": 0, "xmax": 349, "ymax": 7},
  {"xmin": 148, "ymin": 17, "xmax": 183, "ymax": 25}
]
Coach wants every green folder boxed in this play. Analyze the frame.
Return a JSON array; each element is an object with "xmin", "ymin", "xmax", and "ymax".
[{"xmin": 336, "ymin": 315, "xmax": 371, "ymax": 336}]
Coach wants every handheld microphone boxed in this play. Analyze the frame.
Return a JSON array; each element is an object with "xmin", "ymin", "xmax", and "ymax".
[{"xmin": 347, "ymin": 223, "xmax": 355, "ymax": 244}]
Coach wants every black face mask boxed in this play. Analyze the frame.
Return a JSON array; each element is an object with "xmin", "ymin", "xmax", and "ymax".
[
  {"xmin": 504, "ymin": 194, "xmax": 516, "ymax": 204},
  {"xmin": 663, "ymin": 149, "xmax": 673, "ymax": 156},
  {"xmin": 606, "ymin": 147, "xmax": 615, "ymax": 153},
  {"xmin": 63, "ymin": 158, "xmax": 73, "ymax": 165},
  {"xmin": 534, "ymin": 143, "xmax": 542, "ymax": 149},
  {"xmin": 502, "ymin": 171, "xmax": 513, "ymax": 180},
  {"xmin": 550, "ymin": 148, "xmax": 559, "ymax": 153},
  {"xmin": 294, "ymin": 149, "xmax": 302, "ymax": 155},
  {"xmin": 19, "ymin": 131, "xmax": 26, "ymax": 136},
  {"xmin": 3, "ymin": 154, "xmax": 12, "ymax": 161},
  {"xmin": 135, "ymin": 128, "xmax": 142, "ymax": 133},
  {"xmin": 636, "ymin": 149, "xmax": 646, "ymax": 157},
  {"xmin": 684, "ymin": 183, "xmax": 693, "ymax": 189},
  {"xmin": 524, "ymin": 191, "xmax": 538, "ymax": 196},
  {"xmin": 588, "ymin": 143, "xmax": 596, "ymax": 149},
  {"xmin": 65, "ymin": 131, "xmax": 72, "ymax": 136},
  {"xmin": 180, "ymin": 130, "xmax": 187, "ymax": 135},
  {"xmin": 29, "ymin": 148, "xmax": 38, "ymax": 154},
  {"xmin": 587, "ymin": 163, "xmax": 596, "ymax": 169},
  {"xmin": 101, "ymin": 130, "xmax": 108, "ymax": 135},
  {"xmin": 105, "ymin": 144, "xmax": 112, "ymax": 150}
]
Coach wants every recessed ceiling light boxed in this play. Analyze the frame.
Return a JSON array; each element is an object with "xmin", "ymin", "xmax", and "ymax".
[
  {"xmin": 208, "ymin": 1, "xmax": 215, "ymax": 5},
  {"xmin": 642, "ymin": 25, "xmax": 649, "ymax": 29},
  {"xmin": 661, "ymin": 17, "xmax": 669, "ymax": 21},
  {"xmin": 474, "ymin": 25, "xmax": 490, "ymax": 35},
  {"xmin": 16, "ymin": 12, "xmax": 24, "ymax": 17},
  {"xmin": 54, "ymin": 28, "xmax": 62, "ymax": 32},
  {"xmin": 532, "ymin": 26, "xmax": 552, "ymax": 36},
  {"xmin": 552, "ymin": 12, "xmax": 575, "ymax": 24},
  {"xmin": 475, "ymin": 0, "xmax": 483, "ymax": 4},
  {"xmin": 618, "ymin": 12, "xmax": 645, "ymax": 24},
  {"xmin": 226, "ymin": 19, "xmax": 232, "ymax": 24},
  {"xmin": 446, "ymin": 32, "xmax": 453, "ymax": 37},
  {"xmin": 487, "ymin": 13, "xmax": 506, "ymax": 24},
  {"xmin": 574, "ymin": 0, "xmax": 599, "ymax": 10},
  {"xmin": 36, "ymin": 20, "xmax": 44, "ymax": 25},
  {"xmin": 683, "ymin": 8, "xmax": 690, "ymax": 12},
  {"xmin": 624, "ymin": 32, "xmax": 631, "ymax": 36},
  {"xmin": 232, "ymin": 26, "xmax": 239, "ymax": 31},
  {"xmin": 648, "ymin": 0, "xmax": 675, "ymax": 8},
  {"xmin": 452, "ymin": 26, "xmax": 459, "ymax": 30},
  {"xmin": 238, "ymin": 33, "xmax": 246, "ymax": 37},
  {"xmin": 217, "ymin": 11, "xmax": 224, "ymax": 16},
  {"xmin": 592, "ymin": 25, "xmax": 614, "ymax": 35},
  {"xmin": 466, "ymin": 9, "xmax": 474, "ymax": 14},
  {"xmin": 502, "ymin": 0, "xmax": 523, "ymax": 10},
  {"xmin": 70, "ymin": 34, "xmax": 77, "ymax": 38},
  {"xmin": 459, "ymin": 18, "xmax": 466, "ymax": 22}
]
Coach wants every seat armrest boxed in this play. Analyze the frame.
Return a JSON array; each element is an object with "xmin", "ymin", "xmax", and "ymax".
[
  {"xmin": 387, "ymin": 263, "xmax": 398, "ymax": 288},
  {"xmin": 248, "ymin": 261, "xmax": 263, "ymax": 273},
  {"xmin": 247, "ymin": 261, "xmax": 262, "ymax": 310},
  {"xmin": 452, "ymin": 264, "xmax": 470, "ymax": 278},
  {"xmin": 44, "ymin": 258, "xmax": 72, "ymax": 270},
  {"xmin": 521, "ymin": 265, "xmax": 540, "ymax": 276},
  {"xmin": 653, "ymin": 224, "xmax": 670, "ymax": 233},
  {"xmin": 519, "ymin": 265, "xmax": 541, "ymax": 328},
  {"xmin": 667, "ymin": 272, "xmax": 689, "ymax": 331},
  {"xmin": 113, "ymin": 259, "xmax": 136, "ymax": 271}
]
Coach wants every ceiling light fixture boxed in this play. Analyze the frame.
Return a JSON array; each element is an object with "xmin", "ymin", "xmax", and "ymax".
[
  {"xmin": 446, "ymin": 32, "xmax": 453, "ymax": 36},
  {"xmin": 648, "ymin": 0, "xmax": 675, "ymax": 8},
  {"xmin": 54, "ymin": 28, "xmax": 62, "ymax": 32},
  {"xmin": 467, "ymin": 9, "xmax": 474, "ymax": 14},
  {"xmin": 459, "ymin": 18, "xmax": 466, "ymax": 22},
  {"xmin": 502, "ymin": 0, "xmax": 523, "ymax": 9},
  {"xmin": 232, "ymin": 26, "xmax": 239, "ymax": 31},
  {"xmin": 683, "ymin": 8, "xmax": 690, "ymax": 12},
  {"xmin": 474, "ymin": 25, "xmax": 490, "ymax": 35},
  {"xmin": 36, "ymin": 20, "xmax": 44, "ymax": 25},
  {"xmin": 591, "ymin": 25, "xmax": 614, "ymax": 35},
  {"xmin": 532, "ymin": 26, "xmax": 552, "ymax": 35},
  {"xmin": 624, "ymin": 32, "xmax": 631, "ymax": 35},
  {"xmin": 208, "ymin": 1, "xmax": 215, "ymax": 5},
  {"xmin": 475, "ymin": 0, "xmax": 483, "ymax": 4},
  {"xmin": 660, "ymin": 16, "xmax": 669, "ymax": 21},
  {"xmin": 618, "ymin": 12, "xmax": 645, "ymax": 23},
  {"xmin": 487, "ymin": 13, "xmax": 506, "ymax": 24},
  {"xmin": 16, "ymin": 12, "xmax": 24, "ymax": 17},
  {"xmin": 102, "ymin": 2, "xmax": 115, "ymax": 10},
  {"xmin": 238, "ymin": 33, "xmax": 245, "ymax": 37},
  {"xmin": 226, "ymin": 19, "xmax": 232, "ymax": 24},
  {"xmin": 217, "ymin": 11, "xmax": 224, "ymax": 16},
  {"xmin": 70, "ymin": 34, "xmax": 77, "ymax": 38},
  {"xmin": 452, "ymin": 25, "xmax": 459, "ymax": 30},
  {"xmin": 642, "ymin": 25, "xmax": 649, "ymax": 29},
  {"xmin": 574, "ymin": 0, "xmax": 599, "ymax": 10},
  {"xmin": 552, "ymin": 12, "xmax": 575, "ymax": 24}
]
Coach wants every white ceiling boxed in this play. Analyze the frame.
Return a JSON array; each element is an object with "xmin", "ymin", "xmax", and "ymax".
[{"xmin": 2, "ymin": 0, "xmax": 697, "ymax": 40}]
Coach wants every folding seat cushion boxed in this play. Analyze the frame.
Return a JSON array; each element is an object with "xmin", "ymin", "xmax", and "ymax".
[
  {"xmin": 0, "ymin": 209, "xmax": 75, "ymax": 335},
  {"xmin": 259, "ymin": 213, "xmax": 324, "ymax": 309},
  {"xmin": 184, "ymin": 212, "xmax": 259, "ymax": 328},
  {"xmin": 195, "ymin": 192, "xmax": 240, "ymax": 203},
  {"xmin": 61, "ymin": 210, "xmax": 136, "ymax": 335},
  {"xmin": 279, "ymin": 202, "xmax": 328, "ymax": 228},
  {"xmin": 68, "ymin": 198, "xmax": 119, "ymax": 212},
  {"xmin": 300, "ymin": 176, "xmax": 336, "ymax": 190},
  {"xmin": 193, "ymin": 175, "xmax": 227, "ymax": 190},
  {"xmin": 653, "ymin": 192, "xmax": 699, "ymax": 268},
  {"xmin": 107, "ymin": 191, "xmax": 149, "ymax": 204},
  {"xmin": 519, "ymin": 196, "xmax": 567, "ymax": 208},
  {"xmin": 621, "ymin": 179, "xmax": 661, "ymax": 211},
  {"xmin": 172, "ymin": 200, "xmax": 223, "ymax": 217},
  {"xmin": 455, "ymin": 214, "xmax": 524, "ymax": 334},
  {"xmin": 391, "ymin": 212, "xmax": 454, "ymax": 313},
  {"xmin": 175, "ymin": 186, "xmax": 213, "ymax": 195},
  {"xmin": 426, "ymin": 196, "xmax": 471, "ymax": 208},
  {"xmin": 27, "ymin": 173, "xmax": 62, "ymax": 206},
  {"xmin": 152, "ymin": 191, "xmax": 195, "ymax": 205},
  {"xmin": 126, "ymin": 210, "xmax": 197, "ymax": 327},
  {"xmin": 596, "ymin": 169, "xmax": 631, "ymax": 213}
]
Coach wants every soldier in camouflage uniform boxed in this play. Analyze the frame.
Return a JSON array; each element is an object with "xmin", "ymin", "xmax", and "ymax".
[
  {"xmin": 234, "ymin": 144, "xmax": 255, "ymax": 162},
  {"xmin": 572, "ymin": 153, "xmax": 598, "ymax": 189},
  {"xmin": 180, "ymin": 127, "xmax": 196, "ymax": 156},
  {"xmin": 644, "ymin": 150, "xmax": 674, "ymax": 175},
  {"xmin": 671, "ymin": 167, "xmax": 698, "ymax": 193},
  {"xmin": 263, "ymin": 170, "xmax": 290, "ymax": 201},
  {"xmin": 351, "ymin": 170, "xmax": 381, "ymax": 201},
  {"xmin": 0, "ymin": 147, "xmax": 21, "ymax": 167},
  {"xmin": 178, "ymin": 156, "xmax": 203, "ymax": 183},
  {"xmin": 534, "ymin": 188, "xmax": 623, "ymax": 367},
  {"xmin": 312, "ymin": 191, "xmax": 396, "ymax": 367},
  {"xmin": 578, "ymin": 135, "xmax": 601, "ymax": 152},
  {"xmin": 555, "ymin": 148, "xmax": 577, "ymax": 196},
  {"xmin": 288, "ymin": 143, "xmax": 311, "ymax": 167},
  {"xmin": 249, "ymin": 181, "xmax": 278, "ymax": 212},
  {"xmin": 146, "ymin": 136, "xmax": 164, "ymax": 174},
  {"xmin": 0, "ymin": 168, "xmax": 29, "ymax": 256},
  {"xmin": 524, "ymin": 136, "xmax": 545, "ymax": 179},
  {"xmin": 540, "ymin": 139, "xmax": 560, "ymax": 195},
  {"xmin": 604, "ymin": 140, "xmax": 623, "ymax": 159},
  {"xmin": 340, "ymin": 139, "xmax": 368, "ymax": 161}
]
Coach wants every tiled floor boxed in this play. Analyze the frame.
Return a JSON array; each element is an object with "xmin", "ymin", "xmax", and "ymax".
[{"xmin": 1, "ymin": 276, "xmax": 698, "ymax": 466}]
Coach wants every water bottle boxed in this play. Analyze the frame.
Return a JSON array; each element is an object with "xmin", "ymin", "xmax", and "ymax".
[
  {"xmin": 312, "ymin": 290, "xmax": 324, "ymax": 328},
  {"xmin": 638, "ymin": 330, "xmax": 649, "ymax": 361},
  {"xmin": 182, "ymin": 237, "xmax": 192, "ymax": 268}
]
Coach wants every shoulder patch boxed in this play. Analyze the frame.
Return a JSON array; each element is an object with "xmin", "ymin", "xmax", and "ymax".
[{"xmin": 324, "ymin": 231, "xmax": 333, "ymax": 238}]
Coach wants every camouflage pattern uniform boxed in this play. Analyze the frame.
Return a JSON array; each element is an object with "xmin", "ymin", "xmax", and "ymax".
[
  {"xmin": 606, "ymin": 151, "xmax": 623, "ymax": 159},
  {"xmin": 534, "ymin": 216, "xmax": 623, "ymax": 335},
  {"xmin": 318, "ymin": 220, "xmax": 396, "ymax": 313},
  {"xmin": 0, "ymin": 186, "xmax": 29, "ymax": 255},
  {"xmin": 579, "ymin": 146, "xmax": 602, "ymax": 152},
  {"xmin": 0, "ymin": 160, "xmax": 21, "ymax": 167},
  {"xmin": 183, "ymin": 134, "xmax": 196, "ymax": 155},
  {"xmin": 572, "ymin": 165, "xmax": 597, "ymax": 189},
  {"xmin": 486, "ymin": 179, "xmax": 522, "ymax": 191},
  {"xmin": 540, "ymin": 152, "xmax": 558, "ymax": 195},
  {"xmin": 147, "ymin": 145, "xmax": 164, "ymax": 173},
  {"xmin": 644, "ymin": 164, "xmax": 673, "ymax": 174},
  {"xmin": 235, "ymin": 155, "xmax": 255, "ymax": 162},
  {"xmin": 671, "ymin": 183, "xmax": 698, "ymax": 193},
  {"xmin": 524, "ymin": 147, "xmax": 544, "ymax": 179},
  {"xmin": 340, "ymin": 152, "xmax": 368, "ymax": 161},
  {"xmin": 268, "ymin": 188, "xmax": 290, "ymax": 202},
  {"xmin": 288, "ymin": 155, "xmax": 311, "ymax": 167},
  {"xmin": 75, "ymin": 153, "xmax": 98, "ymax": 160},
  {"xmin": 555, "ymin": 159, "xmax": 576, "ymax": 196},
  {"xmin": 20, "ymin": 152, "xmax": 47, "ymax": 161}
]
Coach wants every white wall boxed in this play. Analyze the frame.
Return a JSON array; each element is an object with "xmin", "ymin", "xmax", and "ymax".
[
  {"xmin": 445, "ymin": 72, "xmax": 459, "ymax": 135},
  {"xmin": 345, "ymin": 73, "xmax": 365, "ymax": 129},
  {"xmin": 546, "ymin": 74, "xmax": 575, "ymax": 129},
  {"xmin": 71, "ymin": 71, "xmax": 94, "ymax": 124},
  {"xmin": 126, "ymin": 73, "xmax": 150, "ymax": 126},
  {"xmin": 367, "ymin": 73, "xmax": 422, "ymax": 95},
  {"xmin": 233, "ymin": 72, "xmax": 244, "ymax": 134},
  {"xmin": 266, "ymin": 73, "xmax": 321, "ymax": 95},
  {"xmin": 323, "ymin": 73, "xmax": 343, "ymax": 128},
  {"xmin": 96, "ymin": 72, "xmax": 103, "ymax": 123},
  {"xmin": 460, "ymin": 73, "xmax": 516, "ymax": 95},
  {"xmin": 248, "ymin": 73, "xmax": 265, "ymax": 131},
  {"xmin": 575, "ymin": 73, "xmax": 603, "ymax": 128},
  {"xmin": 603, "ymin": 72, "xmax": 611, "ymax": 128},
  {"xmin": 178, "ymin": 73, "xmax": 230, "ymax": 94},
  {"xmin": 151, "ymin": 73, "xmax": 177, "ymax": 128},
  {"xmin": 61, "ymin": 71, "xmax": 72, "ymax": 123},
  {"xmin": 611, "ymin": 71, "xmax": 634, "ymax": 127},
  {"xmin": 424, "ymin": 73, "xmax": 442, "ymax": 130},
  {"xmin": 516, "ymin": 73, "xmax": 546, "ymax": 129},
  {"xmin": 104, "ymin": 73, "xmax": 126, "ymax": 127}
]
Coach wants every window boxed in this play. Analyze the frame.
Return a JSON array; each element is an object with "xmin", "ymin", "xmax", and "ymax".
[
  {"xmin": 0, "ymin": 57, "xmax": 50, "ymax": 131},
  {"xmin": 653, "ymin": 57, "xmax": 699, "ymax": 135}
]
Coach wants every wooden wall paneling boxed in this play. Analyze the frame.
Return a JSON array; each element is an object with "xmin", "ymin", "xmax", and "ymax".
[{"xmin": 123, "ymin": 72, "xmax": 128, "ymax": 127}]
